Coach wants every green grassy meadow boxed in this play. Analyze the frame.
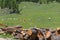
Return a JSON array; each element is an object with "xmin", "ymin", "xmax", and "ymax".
[{"xmin": 0, "ymin": 2, "xmax": 60, "ymax": 29}]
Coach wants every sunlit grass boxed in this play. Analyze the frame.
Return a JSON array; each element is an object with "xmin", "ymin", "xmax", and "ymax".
[{"xmin": 0, "ymin": 2, "xmax": 60, "ymax": 29}]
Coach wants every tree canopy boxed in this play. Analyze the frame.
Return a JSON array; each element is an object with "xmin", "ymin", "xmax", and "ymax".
[{"xmin": 0, "ymin": 0, "xmax": 60, "ymax": 14}]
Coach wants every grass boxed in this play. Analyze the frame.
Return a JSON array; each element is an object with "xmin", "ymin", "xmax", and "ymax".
[
  {"xmin": 0, "ymin": 2, "xmax": 60, "ymax": 29},
  {"xmin": 0, "ymin": 34, "xmax": 13, "ymax": 38}
]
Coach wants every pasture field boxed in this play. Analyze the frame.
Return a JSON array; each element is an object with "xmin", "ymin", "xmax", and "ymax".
[{"xmin": 0, "ymin": 2, "xmax": 60, "ymax": 29}]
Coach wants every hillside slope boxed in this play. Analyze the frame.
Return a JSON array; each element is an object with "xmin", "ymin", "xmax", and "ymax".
[{"xmin": 0, "ymin": 2, "xmax": 60, "ymax": 29}]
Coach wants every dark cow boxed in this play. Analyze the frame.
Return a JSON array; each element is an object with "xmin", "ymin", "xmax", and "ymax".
[
  {"xmin": 23, "ymin": 28, "xmax": 45, "ymax": 40},
  {"xmin": 26, "ymin": 28, "xmax": 50, "ymax": 40}
]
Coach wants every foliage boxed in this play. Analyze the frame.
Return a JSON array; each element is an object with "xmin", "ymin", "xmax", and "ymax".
[
  {"xmin": 0, "ymin": 0, "xmax": 60, "ymax": 14},
  {"xmin": 0, "ymin": 0, "xmax": 20, "ymax": 14}
]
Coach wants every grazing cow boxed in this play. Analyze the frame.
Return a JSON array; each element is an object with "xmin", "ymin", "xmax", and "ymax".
[
  {"xmin": 23, "ymin": 28, "xmax": 51, "ymax": 40},
  {"xmin": 23, "ymin": 28, "xmax": 45, "ymax": 40},
  {"xmin": 0, "ymin": 26, "xmax": 23, "ymax": 35},
  {"xmin": 47, "ymin": 28, "xmax": 60, "ymax": 40},
  {"xmin": 13, "ymin": 29, "xmax": 28, "ymax": 40},
  {"xmin": 37, "ymin": 29, "xmax": 44, "ymax": 40},
  {"xmin": 38, "ymin": 28, "xmax": 52, "ymax": 40},
  {"xmin": 51, "ymin": 29, "xmax": 60, "ymax": 40},
  {"xmin": 45, "ymin": 29, "xmax": 51, "ymax": 40}
]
